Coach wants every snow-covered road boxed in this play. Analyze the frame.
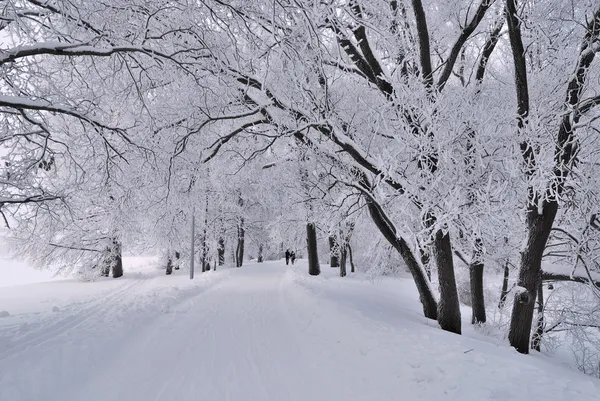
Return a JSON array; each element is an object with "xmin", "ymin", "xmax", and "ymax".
[{"xmin": 1, "ymin": 261, "xmax": 599, "ymax": 401}]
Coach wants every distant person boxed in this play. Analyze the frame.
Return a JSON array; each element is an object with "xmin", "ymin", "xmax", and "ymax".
[
  {"xmin": 290, "ymin": 251, "xmax": 296, "ymax": 265},
  {"xmin": 285, "ymin": 249, "xmax": 290, "ymax": 265}
]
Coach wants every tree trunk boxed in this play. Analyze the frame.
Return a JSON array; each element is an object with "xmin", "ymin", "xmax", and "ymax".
[
  {"xmin": 236, "ymin": 218, "xmax": 245, "ymax": 267},
  {"xmin": 307, "ymin": 223, "xmax": 320, "ymax": 276},
  {"xmin": 498, "ymin": 260, "xmax": 510, "ymax": 308},
  {"xmin": 469, "ymin": 261, "xmax": 486, "ymax": 324},
  {"xmin": 348, "ymin": 243, "xmax": 356, "ymax": 273},
  {"xmin": 531, "ymin": 282, "xmax": 544, "ymax": 351},
  {"xmin": 365, "ymin": 199, "xmax": 438, "ymax": 320},
  {"xmin": 174, "ymin": 251, "xmax": 180, "ymax": 270},
  {"xmin": 433, "ymin": 229, "xmax": 461, "ymax": 334},
  {"xmin": 508, "ymin": 201, "xmax": 557, "ymax": 354},
  {"xmin": 201, "ymin": 235, "xmax": 207, "ymax": 273},
  {"xmin": 329, "ymin": 235, "xmax": 339, "ymax": 267},
  {"xmin": 469, "ymin": 238, "xmax": 486, "ymax": 324},
  {"xmin": 101, "ymin": 256, "xmax": 110, "ymax": 277},
  {"xmin": 202, "ymin": 195, "xmax": 209, "ymax": 273},
  {"xmin": 166, "ymin": 257, "xmax": 173, "ymax": 275},
  {"xmin": 217, "ymin": 238, "xmax": 225, "ymax": 266},
  {"xmin": 258, "ymin": 243, "xmax": 264, "ymax": 263},
  {"xmin": 339, "ymin": 245, "xmax": 347, "ymax": 277}
]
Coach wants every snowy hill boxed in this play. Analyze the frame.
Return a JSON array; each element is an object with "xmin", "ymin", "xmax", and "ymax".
[{"xmin": 0, "ymin": 260, "xmax": 598, "ymax": 401}]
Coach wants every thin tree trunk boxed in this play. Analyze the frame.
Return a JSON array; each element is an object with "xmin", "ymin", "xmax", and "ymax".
[
  {"xmin": 348, "ymin": 244, "xmax": 356, "ymax": 273},
  {"xmin": 329, "ymin": 235, "xmax": 339, "ymax": 267},
  {"xmin": 339, "ymin": 245, "xmax": 347, "ymax": 277},
  {"xmin": 166, "ymin": 257, "xmax": 173, "ymax": 275},
  {"xmin": 531, "ymin": 282, "xmax": 544, "ymax": 351},
  {"xmin": 258, "ymin": 243, "xmax": 264, "ymax": 263},
  {"xmin": 174, "ymin": 251, "xmax": 180, "ymax": 270},
  {"xmin": 236, "ymin": 218, "xmax": 245, "ymax": 267},
  {"xmin": 217, "ymin": 238, "xmax": 225, "ymax": 266},
  {"xmin": 470, "ymin": 238, "xmax": 486, "ymax": 324},
  {"xmin": 498, "ymin": 260, "xmax": 510, "ymax": 308},
  {"xmin": 307, "ymin": 222, "xmax": 320, "ymax": 276},
  {"xmin": 201, "ymin": 195, "xmax": 209, "ymax": 273},
  {"xmin": 201, "ymin": 234, "xmax": 207, "ymax": 273},
  {"xmin": 433, "ymin": 229, "xmax": 461, "ymax": 334},
  {"xmin": 365, "ymin": 199, "xmax": 438, "ymax": 320}
]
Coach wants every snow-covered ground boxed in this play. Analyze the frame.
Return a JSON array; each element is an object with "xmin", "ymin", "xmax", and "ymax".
[
  {"xmin": 1, "ymin": 260, "xmax": 599, "ymax": 401},
  {"xmin": 0, "ymin": 256, "xmax": 61, "ymax": 288}
]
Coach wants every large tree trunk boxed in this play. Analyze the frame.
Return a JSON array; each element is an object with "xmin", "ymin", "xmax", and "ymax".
[
  {"xmin": 469, "ymin": 261, "xmax": 486, "ymax": 324},
  {"xmin": 531, "ymin": 282, "xmax": 544, "ymax": 351},
  {"xmin": 498, "ymin": 260, "xmax": 510, "ymax": 308},
  {"xmin": 329, "ymin": 235, "xmax": 339, "ymax": 267},
  {"xmin": 508, "ymin": 201, "xmax": 557, "ymax": 354},
  {"xmin": 217, "ymin": 238, "xmax": 225, "ymax": 266},
  {"xmin": 307, "ymin": 222, "xmax": 320, "ymax": 276},
  {"xmin": 365, "ymin": 199, "xmax": 438, "ymax": 320},
  {"xmin": 236, "ymin": 218, "xmax": 245, "ymax": 267},
  {"xmin": 433, "ymin": 229, "xmax": 461, "ymax": 334}
]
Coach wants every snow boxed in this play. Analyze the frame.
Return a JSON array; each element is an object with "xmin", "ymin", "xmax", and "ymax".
[
  {"xmin": 0, "ymin": 259, "xmax": 599, "ymax": 401},
  {"xmin": 0, "ymin": 256, "xmax": 60, "ymax": 288}
]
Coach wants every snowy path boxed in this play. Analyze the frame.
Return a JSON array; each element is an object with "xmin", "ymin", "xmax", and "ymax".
[{"xmin": 1, "ymin": 261, "xmax": 599, "ymax": 401}]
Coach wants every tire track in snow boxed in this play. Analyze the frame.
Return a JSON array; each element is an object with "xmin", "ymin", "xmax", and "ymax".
[{"xmin": 0, "ymin": 274, "xmax": 150, "ymax": 361}]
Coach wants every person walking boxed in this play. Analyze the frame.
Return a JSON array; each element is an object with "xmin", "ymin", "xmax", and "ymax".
[
  {"xmin": 285, "ymin": 249, "xmax": 290, "ymax": 265},
  {"xmin": 290, "ymin": 251, "xmax": 296, "ymax": 265}
]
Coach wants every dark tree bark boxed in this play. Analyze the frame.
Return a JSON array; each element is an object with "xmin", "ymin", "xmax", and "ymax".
[
  {"xmin": 258, "ymin": 243, "xmax": 264, "ymax": 263},
  {"xmin": 348, "ymin": 243, "xmax": 356, "ymax": 273},
  {"xmin": 201, "ymin": 195, "xmax": 209, "ymax": 273},
  {"xmin": 166, "ymin": 257, "xmax": 173, "ymax": 275},
  {"xmin": 339, "ymin": 244, "xmax": 347, "ymax": 277},
  {"xmin": 508, "ymin": 201, "xmax": 557, "ymax": 353},
  {"xmin": 201, "ymin": 237, "xmax": 207, "ymax": 273},
  {"xmin": 469, "ymin": 239, "xmax": 486, "ymax": 324},
  {"xmin": 365, "ymin": 198, "xmax": 438, "ymax": 320},
  {"xmin": 498, "ymin": 261, "xmax": 510, "ymax": 308},
  {"xmin": 307, "ymin": 223, "xmax": 320, "ymax": 276},
  {"xmin": 531, "ymin": 282, "xmax": 544, "ymax": 351},
  {"xmin": 433, "ymin": 229, "xmax": 461, "ymax": 334},
  {"xmin": 469, "ymin": 261, "xmax": 486, "ymax": 324},
  {"xmin": 217, "ymin": 238, "xmax": 225, "ymax": 266},
  {"xmin": 329, "ymin": 235, "xmax": 339, "ymax": 267},
  {"xmin": 236, "ymin": 218, "xmax": 245, "ymax": 268},
  {"xmin": 541, "ymin": 271, "xmax": 600, "ymax": 287},
  {"xmin": 505, "ymin": 2, "xmax": 598, "ymax": 354}
]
